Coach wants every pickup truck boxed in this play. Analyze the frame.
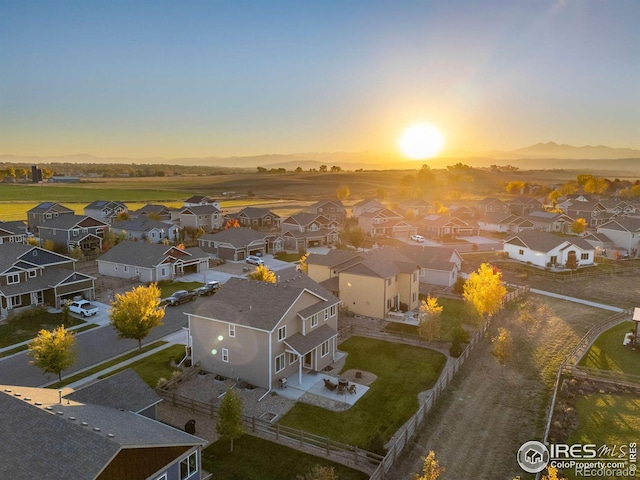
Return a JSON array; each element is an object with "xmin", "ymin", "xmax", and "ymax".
[
  {"xmin": 68, "ymin": 300, "xmax": 99, "ymax": 317},
  {"xmin": 165, "ymin": 290, "xmax": 197, "ymax": 306},
  {"xmin": 194, "ymin": 281, "xmax": 221, "ymax": 296}
]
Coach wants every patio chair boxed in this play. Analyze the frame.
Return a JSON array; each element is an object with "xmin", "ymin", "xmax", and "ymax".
[
  {"xmin": 323, "ymin": 378, "xmax": 337, "ymax": 391},
  {"xmin": 348, "ymin": 384, "xmax": 357, "ymax": 395}
]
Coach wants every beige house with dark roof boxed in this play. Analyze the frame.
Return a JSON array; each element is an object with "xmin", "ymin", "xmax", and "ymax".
[
  {"xmin": 306, "ymin": 247, "xmax": 420, "ymax": 319},
  {"xmin": 397, "ymin": 245, "xmax": 462, "ymax": 287},
  {"xmin": 357, "ymin": 208, "xmax": 417, "ymax": 240},
  {"xmin": 308, "ymin": 200, "xmax": 346, "ymax": 224},
  {"xmin": 596, "ymin": 217, "xmax": 640, "ymax": 256},
  {"xmin": 236, "ymin": 207, "xmax": 281, "ymax": 229},
  {"xmin": 187, "ymin": 276, "xmax": 341, "ymax": 390}
]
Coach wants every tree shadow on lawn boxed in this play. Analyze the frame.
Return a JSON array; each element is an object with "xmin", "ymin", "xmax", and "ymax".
[{"xmin": 278, "ymin": 336, "xmax": 446, "ymax": 449}]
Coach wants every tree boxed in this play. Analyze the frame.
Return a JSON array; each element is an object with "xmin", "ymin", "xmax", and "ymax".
[
  {"xmin": 570, "ymin": 218, "xmax": 587, "ymax": 234},
  {"xmin": 491, "ymin": 327, "xmax": 512, "ymax": 364},
  {"xmin": 247, "ymin": 264, "xmax": 276, "ymax": 283},
  {"xmin": 69, "ymin": 246, "xmax": 84, "ymax": 260},
  {"xmin": 417, "ymin": 296, "xmax": 443, "ymax": 341},
  {"xmin": 319, "ymin": 165, "xmax": 328, "ymax": 172},
  {"xmin": 345, "ymin": 227, "xmax": 365, "ymax": 251},
  {"xmin": 225, "ymin": 218, "xmax": 240, "ymax": 229},
  {"xmin": 257, "ymin": 166, "xmax": 267, "ymax": 173},
  {"xmin": 414, "ymin": 451, "xmax": 444, "ymax": 480},
  {"xmin": 330, "ymin": 165, "xmax": 342, "ymax": 172},
  {"xmin": 298, "ymin": 252, "xmax": 309, "ymax": 273},
  {"xmin": 216, "ymin": 388, "xmax": 244, "ymax": 452},
  {"xmin": 506, "ymin": 181, "xmax": 525, "ymax": 194},
  {"xmin": 463, "ymin": 263, "xmax": 507, "ymax": 318},
  {"xmin": 417, "ymin": 164, "xmax": 435, "ymax": 184},
  {"xmin": 115, "ymin": 211, "xmax": 129, "ymax": 222},
  {"xmin": 42, "ymin": 239, "xmax": 56, "ymax": 251},
  {"xmin": 584, "ymin": 176, "xmax": 608, "ymax": 194},
  {"xmin": 295, "ymin": 166, "xmax": 303, "ymax": 173},
  {"xmin": 336, "ymin": 184, "xmax": 350, "ymax": 200},
  {"xmin": 28, "ymin": 326, "xmax": 76, "ymax": 381},
  {"xmin": 304, "ymin": 465, "xmax": 338, "ymax": 480},
  {"xmin": 109, "ymin": 283, "xmax": 165, "ymax": 349}
]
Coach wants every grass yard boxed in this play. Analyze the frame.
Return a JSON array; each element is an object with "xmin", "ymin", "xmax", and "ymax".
[
  {"xmin": 565, "ymin": 394, "xmax": 640, "ymax": 480},
  {"xmin": 99, "ymin": 344, "xmax": 185, "ymax": 387},
  {"xmin": 274, "ymin": 251, "xmax": 304, "ymax": 262},
  {"xmin": 278, "ymin": 337, "xmax": 446, "ymax": 449},
  {"xmin": 158, "ymin": 281, "xmax": 204, "ymax": 298},
  {"xmin": 201, "ymin": 435, "xmax": 369, "ymax": 480},
  {"xmin": 0, "ymin": 310, "xmax": 85, "ymax": 348},
  {"xmin": 47, "ymin": 340, "xmax": 167, "ymax": 389},
  {"xmin": 578, "ymin": 321, "xmax": 640, "ymax": 375}
]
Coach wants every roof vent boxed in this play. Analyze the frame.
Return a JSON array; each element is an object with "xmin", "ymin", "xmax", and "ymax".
[
  {"xmin": 93, "ymin": 427, "xmax": 101, "ymax": 432},
  {"xmin": 13, "ymin": 393, "xmax": 21, "ymax": 397},
  {"xmin": 35, "ymin": 402, "xmax": 42, "ymax": 406},
  {"xmin": 4, "ymin": 389, "xmax": 11, "ymax": 393},
  {"xmin": 107, "ymin": 433, "xmax": 115, "ymax": 438},
  {"xmin": 69, "ymin": 417, "xmax": 76, "ymax": 421},
  {"xmin": 57, "ymin": 411, "xmax": 64, "ymax": 415},
  {"xmin": 81, "ymin": 422, "xmax": 88, "ymax": 426},
  {"xmin": 24, "ymin": 397, "xmax": 31, "ymax": 401},
  {"xmin": 45, "ymin": 406, "xmax": 53, "ymax": 411}
]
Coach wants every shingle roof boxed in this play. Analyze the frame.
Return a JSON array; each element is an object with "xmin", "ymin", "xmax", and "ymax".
[
  {"xmin": 237, "ymin": 207, "xmax": 279, "ymax": 219},
  {"xmin": 282, "ymin": 212, "xmax": 328, "ymax": 226},
  {"xmin": 64, "ymin": 369, "xmax": 161, "ymax": 413},
  {"xmin": 599, "ymin": 216, "xmax": 640, "ymax": 232},
  {"xmin": 0, "ymin": 244, "xmax": 73, "ymax": 273},
  {"xmin": 181, "ymin": 204, "xmax": 220, "ymax": 215},
  {"xmin": 339, "ymin": 247, "xmax": 418, "ymax": 279},
  {"xmin": 130, "ymin": 204, "xmax": 171, "ymax": 215},
  {"xmin": 192, "ymin": 275, "xmax": 339, "ymax": 331},
  {"xmin": 306, "ymin": 249, "xmax": 361, "ymax": 267},
  {"xmin": 200, "ymin": 227, "xmax": 271, "ymax": 247},
  {"xmin": 0, "ymin": 220, "xmax": 27, "ymax": 234},
  {"xmin": 38, "ymin": 214, "xmax": 105, "ymax": 230},
  {"xmin": 0, "ymin": 268, "xmax": 93, "ymax": 297},
  {"xmin": 284, "ymin": 324, "xmax": 338, "ymax": 356},
  {"xmin": 397, "ymin": 245, "xmax": 460, "ymax": 271},
  {"xmin": 98, "ymin": 241, "xmax": 208, "ymax": 268},
  {"xmin": 85, "ymin": 200, "xmax": 127, "ymax": 211},
  {"xmin": 310, "ymin": 199, "xmax": 345, "ymax": 210},
  {"xmin": 27, "ymin": 202, "xmax": 74, "ymax": 214},
  {"xmin": 504, "ymin": 231, "xmax": 594, "ymax": 252},
  {"xmin": 112, "ymin": 217, "xmax": 175, "ymax": 232},
  {"xmin": 185, "ymin": 195, "xmax": 215, "ymax": 204}
]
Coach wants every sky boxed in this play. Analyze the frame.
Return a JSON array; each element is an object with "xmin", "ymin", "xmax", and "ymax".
[{"xmin": 1, "ymin": 0, "xmax": 639, "ymax": 159}]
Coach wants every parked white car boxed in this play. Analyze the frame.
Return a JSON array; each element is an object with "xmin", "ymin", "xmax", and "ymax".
[
  {"xmin": 246, "ymin": 255, "xmax": 264, "ymax": 265},
  {"xmin": 411, "ymin": 234, "xmax": 425, "ymax": 243}
]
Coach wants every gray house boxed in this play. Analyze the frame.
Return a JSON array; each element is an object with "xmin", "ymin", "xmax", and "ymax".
[
  {"xmin": 236, "ymin": 207, "xmax": 281, "ymax": 229},
  {"xmin": 174, "ymin": 205, "xmax": 223, "ymax": 232},
  {"xmin": 27, "ymin": 202, "xmax": 75, "ymax": 233},
  {"xmin": 0, "ymin": 376, "xmax": 205, "ymax": 480},
  {"xmin": 111, "ymin": 218, "xmax": 180, "ymax": 244},
  {"xmin": 97, "ymin": 241, "xmax": 209, "ymax": 282},
  {"xmin": 84, "ymin": 200, "xmax": 128, "ymax": 225},
  {"xmin": 0, "ymin": 243, "xmax": 95, "ymax": 318},
  {"xmin": 0, "ymin": 220, "xmax": 28, "ymax": 244},
  {"xmin": 37, "ymin": 215, "xmax": 109, "ymax": 254},
  {"xmin": 188, "ymin": 275, "xmax": 341, "ymax": 390},
  {"xmin": 397, "ymin": 245, "xmax": 463, "ymax": 287},
  {"xmin": 198, "ymin": 228, "xmax": 283, "ymax": 261}
]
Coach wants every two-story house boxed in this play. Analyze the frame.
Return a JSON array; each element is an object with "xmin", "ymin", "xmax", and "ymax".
[
  {"xmin": 236, "ymin": 207, "xmax": 281, "ymax": 229},
  {"xmin": 84, "ymin": 200, "xmax": 128, "ymax": 225},
  {"xmin": 308, "ymin": 200, "xmax": 346, "ymax": 224},
  {"xmin": 474, "ymin": 198, "xmax": 510, "ymax": 216},
  {"xmin": 597, "ymin": 217, "xmax": 640, "ymax": 256},
  {"xmin": 184, "ymin": 195, "xmax": 220, "ymax": 210},
  {"xmin": 97, "ymin": 241, "xmax": 209, "ymax": 282},
  {"xmin": 129, "ymin": 204, "xmax": 174, "ymax": 222},
  {"xmin": 306, "ymin": 247, "xmax": 420, "ymax": 319},
  {"xmin": 0, "ymin": 243, "xmax": 95, "ymax": 318},
  {"xmin": 357, "ymin": 208, "xmax": 417, "ymax": 240},
  {"xmin": 508, "ymin": 197, "xmax": 544, "ymax": 217},
  {"xmin": 525, "ymin": 211, "xmax": 574, "ymax": 233},
  {"xmin": 0, "ymin": 221, "xmax": 28, "ymax": 244},
  {"xmin": 280, "ymin": 213, "xmax": 339, "ymax": 251},
  {"xmin": 351, "ymin": 199, "xmax": 385, "ymax": 218},
  {"xmin": 397, "ymin": 245, "xmax": 463, "ymax": 287},
  {"xmin": 198, "ymin": 228, "xmax": 283, "ymax": 261},
  {"xmin": 187, "ymin": 275, "xmax": 341, "ymax": 390},
  {"xmin": 174, "ymin": 205, "xmax": 223, "ymax": 232},
  {"xmin": 37, "ymin": 215, "xmax": 109, "ymax": 254},
  {"xmin": 27, "ymin": 202, "xmax": 75, "ymax": 233}
]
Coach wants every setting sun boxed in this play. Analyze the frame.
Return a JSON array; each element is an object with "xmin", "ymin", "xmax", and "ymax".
[{"xmin": 399, "ymin": 123, "xmax": 445, "ymax": 160}]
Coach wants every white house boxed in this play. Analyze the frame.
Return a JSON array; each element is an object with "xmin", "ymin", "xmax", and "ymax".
[{"xmin": 503, "ymin": 231, "xmax": 595, "ymax": 268}]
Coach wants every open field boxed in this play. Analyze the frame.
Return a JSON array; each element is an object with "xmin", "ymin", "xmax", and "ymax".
[{"xmin": 388, "ymin": 294, "xmax": 611, "ymax": 480}]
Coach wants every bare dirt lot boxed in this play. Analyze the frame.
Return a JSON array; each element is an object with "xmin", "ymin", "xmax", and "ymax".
[{"xmin": 388, "ymin": 294, "xmax": 615, "ymax": 480}]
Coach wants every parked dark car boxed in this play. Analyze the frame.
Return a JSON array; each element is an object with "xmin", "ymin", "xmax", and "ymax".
[
  {"xmin": 195, "ymin": 281, "xmax": 221, "ymax": 296},
  {"xmin": 165, "ymin": 290, "xmax": 197, "ymax": 306}
]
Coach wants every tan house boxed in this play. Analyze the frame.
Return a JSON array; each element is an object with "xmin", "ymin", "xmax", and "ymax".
[
  {"xmin": 306, "ymin": 247, "xmax": 420, "ymax": 319},
  {"xmin": 198, "ymin": 228, "xmax": 283, "ymax": 261},
  {"xmin": 236, "ymin": 207, "xmax": 281, "ymax": 229},
  {"xmin": 174, "ymin": 205, "xmax": 223, "ymax": 232},
  {"xmin": 280, "ymin": 213, "xmax": 339, "ymax": 250},
  {"xmin": 357, "ymin": 208, "xmax": 417, "ymax": 240},
  {"xmin": 308, "ymin": 200, "xmax": 346, "ymax": 224},
  {"xmin": 187, "ymin": 276, "xmax": 341, "ymax": 390}
]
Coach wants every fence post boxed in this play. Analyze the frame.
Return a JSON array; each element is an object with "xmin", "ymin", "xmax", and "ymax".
[
  {"xmin": 252, "ymin": 416, "xmax": 256, "ymax": 432},
  {"xmin": 276, "ymin": 422, "xmax": 280, "ymax": 440}
]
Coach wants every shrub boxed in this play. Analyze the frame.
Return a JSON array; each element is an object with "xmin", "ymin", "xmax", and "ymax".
[
  {"xmin": 366, "ymin": 430, "xmax": 387, "ymax": 456},
  {"xmin": 449, "ymin": 340, "xmax": 464, "ymax": 357}
]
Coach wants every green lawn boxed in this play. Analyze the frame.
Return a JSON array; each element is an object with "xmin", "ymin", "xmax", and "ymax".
[
  {"xmin": 100, "ymin": 344, "xmax": 186, "ymax": 387},
  {"xmin": 578, "ymin": 322, "xmax": 640, "ymax": 375},
  {"xmin": 274, "ymin": 251, "xmax": 304, "ymax": 262},
  {"xmin": 384, "ymin": 296, "xmax": 474, "ymax": 342},
  {"xmin": 278, "ymin": 337, "xmax": 446, "ymax": 449},
  {"xmin": 0, "ymin": 310, "xmax": 85, "ymax": 348},
  {"xmin": 202, "ymin": 435, "xmax": 369, "ymax": 480},
  {"xmin": 47, "ymin": 340, "xmax": 168, "ymax": 389},
  {"xmin": 158, "ymin": 281, "xmax": 204, "ymax": 298},
  {"xmin": 565, "ymin": 394, "xmax": 640, "ymax": 480}
]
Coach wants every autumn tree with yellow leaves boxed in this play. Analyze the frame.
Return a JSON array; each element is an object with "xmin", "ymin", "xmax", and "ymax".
[
  {"xmin": 109, "ymin": 283, "xmax": 165, "ymax": 349},
  {"xmin": 247, "ymin": 264, "xmax": 277, "ymax": 283},
  {"xmin": 463, "ymin": 263, "xmax": 507, "ymax": 318},
  {"xmin": 28, "ymin": 325, "xmax": 77, "ymax": 381},
  {"xmin": 417, "ymin": 296, "xmax": 443, "ymax": 341}
]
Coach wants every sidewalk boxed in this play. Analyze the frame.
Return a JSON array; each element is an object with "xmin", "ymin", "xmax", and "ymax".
[{"xmin": 529, "ymin": 288, "xmax": 626, "ymax": 312}]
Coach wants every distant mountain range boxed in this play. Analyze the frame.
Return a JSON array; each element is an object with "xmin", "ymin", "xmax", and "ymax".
[{"xmin": 2, "ymin": 142, "xmax": 639, "ymax": 171}]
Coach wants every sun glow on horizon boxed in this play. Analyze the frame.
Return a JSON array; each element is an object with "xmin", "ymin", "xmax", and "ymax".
[{"xmin": 399, "ymin": 123, "xmax": 445, "ymax": 160}]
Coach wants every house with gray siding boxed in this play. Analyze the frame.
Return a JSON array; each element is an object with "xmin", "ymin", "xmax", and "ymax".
[
  {"xmin": 84, "ymin": 200, "xmax": 128, "ymax": 225},
  {"xmin": 37, "ymin": 215, "xmax": 109, "ymax": 254},
  {"xmin": 174, "ymin": 205, "xmax": 223, "ymax": 232},
  {"xmin": 97, "ymin": 241, "xmax": 209, "ymax": 282},
  {"xmin": 596, "ymin": 217, "xmax": 640, "ymax": 257},
  {"xmin": 397, "ymin": 245, "xmax": 463, "ymax": 287},
  {"xmin": 187, "ymin": 275, "xmax": 341, "ymax": 390},
  {"xmin": 0, "ymin": 221, "xmax": 28, "ymax": 244},
  {"xmin": 198, "ymin": 228, "xmax": 283, "ymax": 261},
  {"xmin": 111, "ymin": 218, "xmax": 180, "ymax": 244},
  {"xmin": 27, "ymin": 202, "xmax": 75, "ymax": 233}
]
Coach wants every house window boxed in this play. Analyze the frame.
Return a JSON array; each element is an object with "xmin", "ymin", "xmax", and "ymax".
[
  {"xmin": 28, "ymin": 270, "xmax": 37, "ymax": 278},
  {"xmin": 275, "ymin": 354, "xmax": 285, "ymax": 373},
  {"xmin": 155, "ymin": 474, "xmax": 167, "ymax": 480},
  {"xmin": 549, "ymin": 256, "xmax": 557, "ymax": 265},
  {"xmin": 288, "ymin": 352, "xmax": 297, "ymax": 365},
  {"xmin": 413, "ymin": 272, "xmax": 417, "ymax": 282},
  {"xmin": 330, "ymin": 305, "xmax": 336, "ymax": 316},
  {"xmin": 9, "ymin": 295, "xmax": 22, "ymax": 308},
  {"xmin": 311, "ymin": 314, "xmax": 318, "ymax": 328},
  {"xmin": 161, "ymin": 266, "xmax": 168, "ymax": 277},
  {"xmin": 45, "ymin": 213, "xmax": 52, "ymax": 219},
  {"xmin": 387, "ymin": 298, "xmax": 391, "ymax": 310},
  {"xmin": 123, "ymin": 265, "xmax": 129, "ymax": 273},
  {"xmin": 324, "ymin": 309, "xmax": 329, "ymax": 321},
  {"xmin": 519, "ymin": 249, "xmax": 524, "ymax": 255},
  {"xmin": 180, "ymin": 452, "xmax": 198, "ymax": 480},
  {"xmin": 229, "ymin": 324, "xmax": 235, "ymax": 338},
  {"xmin": 72, "ymin": 229, "xmax": 79, "ymax": 237},
  {"xmin": 7, "ymin": 273, "xmax": 19, "ymax": 285},
  {"xmin": 581, "ymin": 253, "xmax": 589, "ymax": 260},
  {"xmin": 135, "ymin": 268, "xmax": 139, "ymax": 275},
  {"xmin": 321, "ymin": 340, "xmax": 329, "ymax": 357},
  {"xmin": 387, "ymin": 278, "xmax": 391, "ymax": 286},
  {"xmin": 222, "ymin": 348, "xmax": 229, "ymax": 363},
  {"xmin": 114, "ymin": 265, "xmax": 118, "ymax": 271},
  {"xmin": 278, "ymin": 326, "xmax": 286, "ymax": 341}
]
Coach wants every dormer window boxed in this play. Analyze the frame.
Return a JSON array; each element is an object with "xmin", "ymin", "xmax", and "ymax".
[
  {"xmin": 28, "ymin": 270, "xmax": 37, "ymax": 278},
  {"xmin": 311, "ymin": 314, "xmax": 318, "ymax": 327},
  {"xmin": 7, "ymin": 273, "xmax": 20, "ymax": 284},
  {"xmin": 72, "ymin": 229, "xmax": 80, "ymax": 236}
]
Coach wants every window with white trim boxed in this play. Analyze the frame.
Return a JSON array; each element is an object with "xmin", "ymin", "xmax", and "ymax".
[
  {"xmin": 275, "ymin": 354, "xmax": 285, "ymax": 373},
  {"xmin": 222, "ymin": 348, "xmax": 229, "ymax": 362},
  {"xmin": 278, "ymin": 325, "xmax": 286, "ymax": 341},
  {"xmin": 72, "ymin": 229, "xmax": 79, "ymax": 237},
  {"xmin": 8, "ymin": 295, "xmax": 22, "ymax": 308},
  {"xmin": 311, "ymin": 314, "xmax": 318, "ymax": 328},
  {"xmin": 229, "ymin": 324, "xmax": 235, "ymax": 338},
  {"xmin": 330, "ymin": 305, "xmax": 336, "ymax": 316},
  {"xmin": 413, "ymin": 272, "xmax": 418, "ymax": 282},
  {"xmin": 179, "ymin": 452, "xmax": 198, "ymax": 479},
  {"xmin": 288, "ymin": 352, "xmax": 297, "ymax": 365},
  {"xmin": 28, "ymin": 270, "xmax": 37, "ymax": 278},
  {"xmin": 7, "ymin": 273, "xmax": 19, "ymax": 285},
  {"xmin": 321, "ymin": 340, "xmax": 329, "ymax": 357},
  {"xmin": 519, "ymin": 249, "xmax": 524, "ymax": 255},
  {"xmin": 324, "ymin": 309, "xmax": 329, "ymax": 321},
  {"xmin": 161, "ymin": 266, "xmax": 168, "ymax": 276}
]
